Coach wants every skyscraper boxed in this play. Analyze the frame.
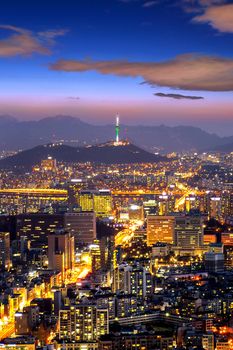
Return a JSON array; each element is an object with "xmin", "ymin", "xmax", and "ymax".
[
  {"xmin": 113, "ymin": 263, "xmax": 152, "ymax": 299},
  {"xmin": 78, "ymin": 190, "xmax": 95, "ymax": 212},
  {"xmin": 0, "ymin": 232, "xmax": 11, "ymax": 270},
  {"xmin": 94, "ymin": 190, "xmax": 112, "ymax": 218},
  {"xmin": 64, "ymin": 212, "xmax": 96, "ymax": 245},
  {"xmin": 79, "ymin": 190, "xmax": 112, "ymax": 218},
  {"xmin": 48, "ymin": 230, "xmax": 75, "ymax": 280},
  {"xmin": 174, "ymin": 214, "xmax": 204, "ymax": 252}
]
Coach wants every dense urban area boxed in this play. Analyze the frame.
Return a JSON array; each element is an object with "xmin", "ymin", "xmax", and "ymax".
[{"xmin": 0, "ymin": 126, "xmax": 232, "ymax": 350}]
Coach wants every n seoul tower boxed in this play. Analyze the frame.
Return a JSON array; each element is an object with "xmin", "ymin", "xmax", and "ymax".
[{"xmin": 115, "ymin": 114, "xmax": 120, "ymax": 144}]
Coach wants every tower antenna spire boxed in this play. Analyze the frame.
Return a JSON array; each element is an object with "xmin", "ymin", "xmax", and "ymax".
[{"xmin": 115, "ymin": 113, "xmax": 120, "ymax": 144}]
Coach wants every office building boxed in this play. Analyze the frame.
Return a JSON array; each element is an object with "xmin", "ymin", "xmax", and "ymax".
[
  {"xmin": 147, "ymin": 215, "xmax": 175, "ymax": 246},
  {"xmin": 79, "ymin": 190, "xmax": 112, "ymax": 218},
  {"xmin": 0, "ymin": 338, "xmax": 36, "ymax": 350},
  {"xmin": 16, "ymin": 213, "xmax": 64, "ymax": 248},
  {"xmin": 157, "ymin": 194, "xmax": 175, "ymax": 215},
  {"xmin": 0, "ymin": 232, "xmax": 11, "ymax": 270},
  {"xmin": 66, "ymin": 178, "xmax": 88, "ymax": 207},
  {"xmin": 16, "ymin": 212, "xmax": 96, "ymax": 249},
  {"xmin": 209, "ymin": 197, "xmax": 222, "ymax": 221},
  {"xmin": 185, "ymin": 195, "xmax": 201, "ymax": 213},
  {"xmin": 79, "ymin": 190, "xmax": 95, "ymax": 212},
  {"xmin": 174, "ymin": 214, "xmax": 204, "ymax": 251},
  {"xmin": 56, "ymin": 341, "xmax": 98, "ymax": 350},
  {"xmin": 204, "ymin": 252, "xmax": 225, "ymax": 273},
  {"xmin": 48, "ymin": 230, "xmax": 75, "ymax": 280},
  {"xmin": 64, "ymin": 212, "xmax": 96, "ymax": 245},
  {"xmin": 94, "ymin": 190, "xmax": 112, "ymax": 218},
  {"xmin": 221, "ymin": 192, "xmax": 233, "ymax": 219}
]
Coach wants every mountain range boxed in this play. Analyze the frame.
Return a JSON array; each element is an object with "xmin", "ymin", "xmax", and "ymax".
[
  {"xmin": 0, "ymin": 115, "xmax": 232, "ymax": 153},
  {"xmin": 0, "ymin": 143, "xmax": 165, "ymax": 169}
]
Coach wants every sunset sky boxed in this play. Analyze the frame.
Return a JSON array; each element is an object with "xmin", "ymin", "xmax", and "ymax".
[{"xmin": 0, "ymin": 0, "xmax": 233, "ymax": 135}]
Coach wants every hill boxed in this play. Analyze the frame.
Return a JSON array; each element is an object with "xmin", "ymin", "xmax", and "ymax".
[
  {"xmin": 0, "ymin": 142, "xmax": 165, "ymax": 169},
  {"xmin": 0, "ymin": 115, "xmax": 232, "ymax": 153},
  {"xmin": 212, "ymin": 142, "xmax": 233, "ymax": 153}
]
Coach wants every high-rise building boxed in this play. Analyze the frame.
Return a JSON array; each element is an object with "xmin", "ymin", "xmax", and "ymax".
[
  {"xmin": 16, "ymin": 212, "xmax": 96, "ymax": 249},
  {"xmin": 174, "ymin": 214, "xmax": 204, "ymax": 251},
  {"xmin": 147, "ymin": 215, "xmax": 175, "ymax": 246},
  {"xmin": 113, "ymin": 263, "xmax": 152, "ymax": 299},
  {"xmin": 16, "ymin": 213, "xmax": 64, "ymax": 248},
  {"xmin": 66, "ymin": 178, "xmax": 88, "ymax": 207},
  {"xmin": 221, "ymin": 192, "xmax": 233, "ymax": 220},
  {"xmin": 59, "ymin": 304, "xmax": 109, "ymax": 341},
  {"xmin": 185, "ymin": 195, "xmax": 201, "ymax": 213},
  {"xmin": 79, "ymin": 190, "xmax": 112, "ymax": 218},
  {"xmin": 204, "ymin": 252, "xmax": 225, "ymax": 273},
  {"xmin": 64, "ymin": 212, "xmax": 96, "ymax": 245},
  {"xmin": 157, "ymin": 194, "xmax": 175, "ymax": 215},
  {"xmin": 78, "ymin": 190, "xmax": 95, "ymax": 212},
  {"xmin": 94, "ymin": 190, "xmax": 112, "ymax": 218},
  {"xmin": 0, "ymin": 232, "xmax": 11, "ymax": 270},
  {"xmin": 209, "ymin": 197, "xmax": 222, "ymax": 221},
  {"xmin": 115, "ymin": 294, "xmax": 137, "ymax": 318},
  {"xmin": 48, "ymin": 230, "xmax": 74, "ymax": 280}
]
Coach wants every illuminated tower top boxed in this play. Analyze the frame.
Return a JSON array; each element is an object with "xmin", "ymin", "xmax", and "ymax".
[{"xmin": 115, "ymin": 114, "xmax": 120, "ymax": 144}]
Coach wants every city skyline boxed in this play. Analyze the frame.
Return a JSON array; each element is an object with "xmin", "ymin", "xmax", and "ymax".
[{"xmin": 0, "ymin": 0, "xmax": 233, "ymax": 135}]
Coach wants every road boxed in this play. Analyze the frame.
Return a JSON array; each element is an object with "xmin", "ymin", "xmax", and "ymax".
[
  {"xmin": 115, "ymin": 221, "xmax": 143, "ymax": 247},
  {"xmin": 174, "ymin": 183, "xmax": 196, "ymax": 211},
  {"xmin": 0, "ymin": 322, "xmax": 15, "ymax": 340}
]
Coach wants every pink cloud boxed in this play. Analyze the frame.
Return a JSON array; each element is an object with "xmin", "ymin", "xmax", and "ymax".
[
  {"xmin": 0, "ymin": 25, "xmax": 67, "ymax": 57},
  {"xmin": 193, "ymin": 4, "xmax": 233, "ymax": 32},
  {"xmin": 50, "ymin": 54, "xmax": 233, "ymax": 92}
]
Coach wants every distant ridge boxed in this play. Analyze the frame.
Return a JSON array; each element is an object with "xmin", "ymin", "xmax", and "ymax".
[
  {"xmin": 0, "ymin": 115, "xmax": 232, "ymax": 153},
  {"xmin": 212, "ymin": 142, "xmax": 233, "ymax": 153},
  {"xmin": 0, "ymin": 142, "xmax": 166, "ymax": 169}
]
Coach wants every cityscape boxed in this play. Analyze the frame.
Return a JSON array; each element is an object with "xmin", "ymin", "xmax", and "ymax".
[{"xmin": 0, "ymin": 1, "xmax": 233, "ymax": 350}]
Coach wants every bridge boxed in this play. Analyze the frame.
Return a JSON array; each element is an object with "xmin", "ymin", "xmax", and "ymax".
[
  {"xmin": 0, "ymin": 188, "xmax": 68, "ymax": 200},
  {"xmin": 112, "ymin": 190, "xmax": 181, "ymax": 196}
]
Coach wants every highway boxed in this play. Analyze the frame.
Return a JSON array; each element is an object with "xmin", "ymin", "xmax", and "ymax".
[
  {"xmin": 174, "ymin": 183, "xmax": 197, "ymax": 211},
  {"xmin": 0, "ymin": 322, "xmax": 15, "ymax": 340},
  {"xmin": 115, "ymin": 221, "xmax": 142, "ymax": 247}
]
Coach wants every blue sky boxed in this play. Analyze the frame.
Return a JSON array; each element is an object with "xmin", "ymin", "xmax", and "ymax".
[{"xmin": 0, "ymin": 0, "xmax": 233, "ymax": 135}]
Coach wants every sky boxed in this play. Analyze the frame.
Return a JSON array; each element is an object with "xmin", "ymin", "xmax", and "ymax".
[{"xmin": 0, "ymin": 0, "xmax": 233, "ymax": 135}]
